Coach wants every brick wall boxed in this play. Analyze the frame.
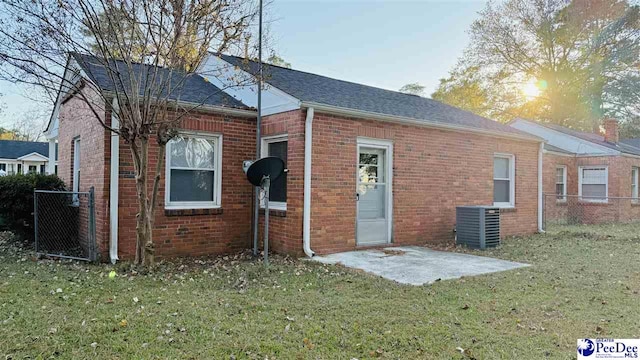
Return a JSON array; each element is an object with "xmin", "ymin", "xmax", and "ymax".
[
  {"xmin": 57, "ymin": 89, "xmax": 110, "ymax": 258},
  {"xmin": 543, "ymin": 153, "xmax": 640, "ymax": 225},
  {"xmin": 303, "ymin": 112, "xmax": 540, "ymax": 254},
  {"xmin": 257, "ymin": 110, "xmax": 306, "ymax": 255},
  {"xmin": 60, "ymin": 96, "xmax": 542, "ymax": 259},
  {"xmin": 116, "ymin": 112, "xmax": 256, "ymax": 259},
  {"xmin": 542, "ymin": 152, "xmax": 576, "ymax": 222}
]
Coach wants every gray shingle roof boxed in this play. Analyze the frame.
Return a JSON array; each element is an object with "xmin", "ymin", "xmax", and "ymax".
[
  {"xmin": 219, "ymin": 54, "xmax": 538, "ymax": 139},
  {"xmin": 0, "ymin": 140, "xmax": 48, "ymax": 159},
  {"xmin": 71, "ymin": 53, "xmax": 249, "ymax": 109},
  {"xmin": 534, "ymin": 122, "xmax": 640, "ymax": 156},
  {"xmin": 621, "ymin": 138, "xmax": 640, "ymax": 149}
]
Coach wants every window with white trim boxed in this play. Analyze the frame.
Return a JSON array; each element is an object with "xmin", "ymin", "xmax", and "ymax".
[
  {"xmin": 632, "ymin": 167, "xmax": 639, "ymax": 200},
  {"xmin": 579, "ymin": 166, "xmax": 607, "ymax": 202},
  {"xmin": 493, "ymin": 154, "xmax": 515, "ymax": 207},
  {"xmin": 165, "ymin": 133, "xmax": 222, "ymax": 209},
  {"xmin": 0, "ymin": 163, "xmax": 5, "ymax": 172},
  {"xmin": 261, "ymin": 135, "xmax": 287, "ymax": 210},
  {"xmin": 556, "ymin": 166, "xmax": 567, "ymax": 202}
]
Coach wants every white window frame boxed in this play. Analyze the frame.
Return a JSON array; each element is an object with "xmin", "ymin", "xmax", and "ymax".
[
  {"xmin": 72, "ymin": 137, "xmax": 81, "ymax": 205},
  {"xmin": 260, "ymin": 134, "xmax": 288, "ymax": 211},
  {"xmin": 493, "ymin": 153, "xmax": 515, "ymax": 208},
  {"xmin": 632, "ymin": 167, "xmax": 639, "ymax": 200},
  {"xmin": 164, "ymin": 132, "xmax": 223, "ymax": 210},
  {"xmin": 556, "ymin": 166, "xmax": 567, "ymax": 202},
  {"xmin": 578, "ymin": 166, "xmax": 608, "ymax": 203}
]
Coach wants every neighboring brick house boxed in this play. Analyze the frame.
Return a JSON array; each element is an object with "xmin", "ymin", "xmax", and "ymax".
[
  {"xmin": 510, "ymin": 118, "xmax": 640, "ymax": 225},
  {"xmin": 47, "ymin": 53, "xmax": 544, "ymax": 262}
]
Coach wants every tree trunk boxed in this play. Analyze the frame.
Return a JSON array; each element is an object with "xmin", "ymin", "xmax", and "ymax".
[{"xmin": 130, "ymin": 138, "xmax": 155, "ymax": 266}]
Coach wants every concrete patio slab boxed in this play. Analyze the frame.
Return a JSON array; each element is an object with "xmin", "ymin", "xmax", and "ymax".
[{"xmin": 313, "ymin": 246, "xmax": 529, "ymax": 285}]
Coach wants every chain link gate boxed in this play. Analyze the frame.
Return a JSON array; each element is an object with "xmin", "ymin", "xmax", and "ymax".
[{"xmin": 34, "ymin": 187, "xmax": 97, "ymax": 261}]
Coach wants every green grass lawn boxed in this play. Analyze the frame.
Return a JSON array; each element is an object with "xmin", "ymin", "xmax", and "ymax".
[{"xmin": 1, "ymin": 225, "xmax": 640, "ymax": 359}]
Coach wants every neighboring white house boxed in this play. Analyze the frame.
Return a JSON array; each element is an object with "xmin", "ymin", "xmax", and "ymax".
[{"xmin": 0, "ymin": 140, "xmax": 56, "ymax": 175}]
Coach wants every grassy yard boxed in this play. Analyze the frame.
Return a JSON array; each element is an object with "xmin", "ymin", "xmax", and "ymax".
[{"xmin": 1, "ymin": 226, "xmax": 640, "ymax": 359}]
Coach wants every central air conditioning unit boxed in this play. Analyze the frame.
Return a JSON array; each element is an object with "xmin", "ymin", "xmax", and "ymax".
[{"xmin": 455, "ymin": 206, "xmax": 500, "ymax": 249}]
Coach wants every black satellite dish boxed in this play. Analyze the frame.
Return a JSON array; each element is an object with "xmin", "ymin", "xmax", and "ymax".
[
  {"xmin": 245, "ymin": 157, "xmax": 286, "ymax": 265},
  {"xmin": 246, "ymin": 157, "xmax": 285, "ymax": 187}
]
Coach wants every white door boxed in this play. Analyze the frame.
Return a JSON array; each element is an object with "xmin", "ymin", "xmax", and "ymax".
[{"xmin": 356, "ymin": 140, "xmax": 392, "ymax": 246}]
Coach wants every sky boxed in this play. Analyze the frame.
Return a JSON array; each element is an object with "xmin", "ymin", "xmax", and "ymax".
[{"xmin": 0, "ymin": 0, "xmax": 486, "ymax": 127}]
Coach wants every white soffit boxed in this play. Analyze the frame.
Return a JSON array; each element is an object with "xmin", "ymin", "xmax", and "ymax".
[
  {"xmin": 197, "ymin": 55, "xmax": 301, "ymax": 116},
  {"xmin": 510, "ymin": 119, "xmax": 617, "ymax": 156}
]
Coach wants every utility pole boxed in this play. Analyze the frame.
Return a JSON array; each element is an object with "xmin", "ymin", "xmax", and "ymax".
[{"xmin": 253, "ymin": 0, "xmax": 263, "ymax": 257}]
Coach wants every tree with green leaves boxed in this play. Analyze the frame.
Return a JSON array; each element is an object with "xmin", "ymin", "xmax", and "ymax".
[
  {"xmin": 399, "ymin": 82, "xmax": 425, "ymax": 96},
  {"xmin": 267, "ymin": 53, "xmax": 291, "ymax": 68},
  {"xmin": 431, "ymin": 66, "xmax": 491, "ymax": 118},
  {"xmin": 433, "ymin": 0, "xmax": 640, "ymax": 129}
]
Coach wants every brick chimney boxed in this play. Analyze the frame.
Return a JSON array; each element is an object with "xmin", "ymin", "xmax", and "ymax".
[{"xmin": 603, "ymin": 118, "xmax": 619, "ymax": 144}]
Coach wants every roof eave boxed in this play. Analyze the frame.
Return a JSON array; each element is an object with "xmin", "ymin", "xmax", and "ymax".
[
  {"xmin": 301, "ymin": 101, "xmax": 542, "ymax": 143},
  {"xmin": 101, "ymin": 90, "xmax": 256, "ymax": 118},
  {"xmin": 17, "ymin": 152, "xmax": 49, "ymax": 161}
]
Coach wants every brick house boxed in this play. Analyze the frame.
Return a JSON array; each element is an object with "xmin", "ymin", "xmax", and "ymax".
[
  {"xmin": 46, "ymin": 53, "xmax": 544, "ymax": 262},
  {"xmin": 510, "ymin": 118, "xmax": 640, "ymax": 225}
]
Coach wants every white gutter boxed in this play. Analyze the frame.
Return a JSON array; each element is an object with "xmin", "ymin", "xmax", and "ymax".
[
  {"xmin": 538, "ymin": 142, "xmax": 545, "ymax": 233},
  {"xmin": 109, "ymin": 100, "xmax": 120, "ymax": 263},
  {"xmin": 300, "ymin": 101, "xmax": 542, "ymax": 143},
  {"xmin": 302, "ymin": 107, "xmax": 315, "ymax": 257}
]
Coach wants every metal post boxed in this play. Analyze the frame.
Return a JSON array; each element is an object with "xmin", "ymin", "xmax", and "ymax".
[
  {"xmin": 252, "ymin": 0, "xmax": 264, "ymax": 257},
  {"xmin": 263, "ymin": 177, "xmax": 269, "ymax": 266},
  {"xmin": 33, "ymin": 190, "xmax": 39, "ymax": 254},
  {"xmin": 88, "ymin": 186, "xmax": 96, "ymax": 262}
]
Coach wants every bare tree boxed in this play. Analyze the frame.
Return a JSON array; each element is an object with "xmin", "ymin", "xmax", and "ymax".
[
  {"xmin": 6, "ymin": 109, "xmax": 49, "ymax": 141},
  {"xmin": 0, "ymin": 0, "xmax": 264, "ymax": 266}
]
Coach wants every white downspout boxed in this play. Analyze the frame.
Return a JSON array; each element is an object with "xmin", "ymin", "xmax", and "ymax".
[
  {"xmin": 303, "ymin": 107, "xmax": 315, "ymax": 257},
  {"xmin": 109, "ymin": 101, "xmax": 120, "ymax": 263},
  {"xmin": 538, "ymin": 142, "xmax": 545, "ymax": 233}
]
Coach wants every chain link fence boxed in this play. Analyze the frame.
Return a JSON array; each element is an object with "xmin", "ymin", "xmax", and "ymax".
[
  {"xmin": 543, "ymin": 194, "xmax": 640, "ymax": 231},
  {"xmin": 34, "ymin": 188, "xmax": 97, "ymax": 261}
]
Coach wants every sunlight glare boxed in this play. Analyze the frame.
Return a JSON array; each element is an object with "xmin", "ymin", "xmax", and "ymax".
[{"xmin": 522, "ymin": 78, "xmax": 541, "ymax": 100}]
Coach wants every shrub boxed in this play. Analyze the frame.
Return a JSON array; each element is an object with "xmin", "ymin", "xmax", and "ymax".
[{"xmin": 0, "ymin": 174, "xmax": 66, "ymax": 240}]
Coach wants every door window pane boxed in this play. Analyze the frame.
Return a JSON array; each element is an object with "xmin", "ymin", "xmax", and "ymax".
[
  {"xmin": 359, "ymin": 165, "xmax": 379, "ymax": 183},
  {"xmin": 359, "ymin": 153, "xmax": 378, "ymax": 165}
]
